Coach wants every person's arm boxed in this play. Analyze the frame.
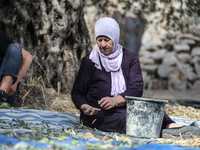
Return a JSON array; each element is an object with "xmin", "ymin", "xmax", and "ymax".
[
  {"xmin": 71, "ymin": 56, "xmax": 102, "ymax": 115},
  {"xmin": 71, "ymin": 56, "xmax": 95, "ymax": 109},
  {"xmin": 17, "ymin": 48, "xmax": 33, "ymax": 83},
  {"xmin": 7, "ymin": 48, "xmax": 33, "ymax": 96}
]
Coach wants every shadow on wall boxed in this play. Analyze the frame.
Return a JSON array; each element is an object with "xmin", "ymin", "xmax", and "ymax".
[{"xmin": 112, "ymin": 11, "xmax": 146, "ymax": 55}]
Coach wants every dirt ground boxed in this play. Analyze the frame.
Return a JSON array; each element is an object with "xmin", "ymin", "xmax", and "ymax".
[
  {"xmin": 143, "ymin": 88, "xmax": 200, "ymax": 101},
  {"xmin": 13, "ymin": 85, "xmax": 80, "ymax": 114},
  {"xmin": 12, "ymin": 84, "xmax": 200, "ymax": 116}
]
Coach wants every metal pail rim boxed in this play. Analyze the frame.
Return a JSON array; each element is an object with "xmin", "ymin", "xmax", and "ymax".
[{"xmin": 125, "ymin": 96, "xmax": 168, "ymax": 103}]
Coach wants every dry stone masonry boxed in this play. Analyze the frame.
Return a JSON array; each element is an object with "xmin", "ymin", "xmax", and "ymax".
[{"xmin": 139, "ymin": 33, "xmax": 200, "ymax": 91}]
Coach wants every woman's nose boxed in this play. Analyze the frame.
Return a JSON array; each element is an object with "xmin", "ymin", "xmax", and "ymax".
[{"xmin": 101, "ymin": 40, "xmax": 106, "ymax": 47}]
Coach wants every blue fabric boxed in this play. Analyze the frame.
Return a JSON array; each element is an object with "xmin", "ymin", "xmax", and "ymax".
[
  {"xmin": 0, "ymin": 43, "xmax": 22, "ymax": 104},
  {"xmin": 135, "ymin": 143, "xmax": 199, "ymax": 150},
  {"xmin": 0, "ymin": 109, "xmax": 78, "ymax": 129},
  {"xmin": 0, "ymin": 134, "xmax": 50, "ymax": 149},
  {"xmin": 0, "ymin": 109, "xmax": 200, "ymax": 150},
  {"xmin": 0, "ymin": 133, "xmax": 199, "ymax": 150}
]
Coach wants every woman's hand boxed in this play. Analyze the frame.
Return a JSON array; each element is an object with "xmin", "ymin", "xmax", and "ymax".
[
  {"xmin": 98, "ymin": 97, "xmax": 116, "ymax": 110},
  {"xmin": 98, "ymin": 95, "xmax": 126, "ymax": 110},
  {"xmin": 80, "ymin": 104, "xmax": 101, "ymax": 116}
]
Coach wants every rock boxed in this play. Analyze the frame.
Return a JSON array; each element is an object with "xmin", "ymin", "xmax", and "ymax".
[
  {"xmin": 176, "ymin": 63, "xmax": 196, "ymax": 82},
  {"xmin": 151, "ymin": 79, "xmax": 168, "ymax": 89},
  {"xmin": 173, "ymin": 44, "xmax": 190, "ymax": 52},
  {"xmin": 193, "ymin": 58, "xmax": 200, "ymax": 78},
  {"xmin": 176, "ymin": 52, "xmax": 191, "ymax": 63},
  {"xmin": 176, "ymin": 33, "xmax": 194, "ymax": 40},
  {"xmin": 160, "ymin": 35, "xmax": 167, "ymax": 41},
  {"xmin": 176, "ymin": 33, "xmax": 200, "ymax": 42},
  {"xmin": 150, "ymin": 49, "xmax": 167, "ymax": 60},
  {"xmin": 139, "ymin": 48, "xmax": 152, "ymax": 57},
  {"xmin": 193, "ymin": 80, "xmax": 200, "ymax": 88},
  {"xmin": 142, "ymin": 71, "xmax": 151, "ymax": 89},
  {"xmin": 187, "ymin": 82, "xmax": 193, "ymax": 89},
  {"xmin": 186, "ymin": 68, "xmax": 198, "ymax": 82},
  {"xmin": 180, "ymin": 39, "xmax": 196, "ymax": 45},
  {"xmin": 162, "ymin": 39, "xmax": 176, "ymax": 49},
  {"xmin": 168, "ymin": 68, "xmax": 187, "ymax": 91},
  {"xmin": 142, "ymin": 41, "xmax": 163, "ymax": 52},
  {"xmin": 190, "ymin": 56, "xmax": 200, "ymax": 64},
  {"xmin": 140, "ymin": 56, "xmax": 155, "ymax": 65},
  {"xmin": 191, "ymin": 47, "xmax": 200, "ymax": 57},
  {"xmin": 162, "ymin": 52, "xmax": 178, "ymax": 66},
  {"xmin": 189, "ymin": 35, "xmax": 200, "ymax": 42},
  {"xmin": 157, "ymin": 65, "xmax": 173, "ymax": 78},
  {"xmin": 141, "ymin": 64, "xmax": 158, "ymax": 73}
]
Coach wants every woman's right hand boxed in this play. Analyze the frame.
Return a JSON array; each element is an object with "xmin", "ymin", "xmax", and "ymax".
[{"xmin": 80, "ymin": 104, "xmax": 101, "ymax": 116}]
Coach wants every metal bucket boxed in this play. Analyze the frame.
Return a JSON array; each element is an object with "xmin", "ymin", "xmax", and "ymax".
[{"xmin": 126, "ymin": 96, "xmax": 168, "ymax": 138}]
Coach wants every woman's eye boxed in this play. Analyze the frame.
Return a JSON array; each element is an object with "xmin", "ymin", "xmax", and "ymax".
[{"xmin": 97, "ymin": 38, "xmax": 110, "ymax": 43}]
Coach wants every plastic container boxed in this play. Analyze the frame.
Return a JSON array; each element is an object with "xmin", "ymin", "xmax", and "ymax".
[{"xmin": 126, "ymin": 96, "xmax": 168, "ymax": 138}]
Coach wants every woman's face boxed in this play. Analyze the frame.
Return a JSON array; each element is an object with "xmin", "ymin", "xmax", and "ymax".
[{"xmin": 96, "ymin": 36, "xmax": 113, "ymax": 55}]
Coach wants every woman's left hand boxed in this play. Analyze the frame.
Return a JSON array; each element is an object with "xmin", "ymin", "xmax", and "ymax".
[{"xmin": 98, "ymin": 97, "xmax": 116, "ymax": 110}]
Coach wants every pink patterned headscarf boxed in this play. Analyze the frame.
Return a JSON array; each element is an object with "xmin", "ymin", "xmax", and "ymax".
[{"xmin": 89, "ymin": 17, "xmax": 126, "ymax": 96}]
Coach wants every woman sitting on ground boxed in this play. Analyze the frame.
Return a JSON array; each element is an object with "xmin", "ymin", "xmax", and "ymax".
[{"xmin": 71, "ymin": 17, "xmax": 199, "ymax": 138}]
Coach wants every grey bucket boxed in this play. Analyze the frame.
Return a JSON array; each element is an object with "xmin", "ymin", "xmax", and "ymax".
[{"xmin": 126, "ymin": 96, "xmax": 168, "ymax": 138}]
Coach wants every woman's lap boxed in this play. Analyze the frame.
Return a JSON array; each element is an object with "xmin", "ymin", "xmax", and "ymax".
[{"xmin": 81, "ymin": 108, "xmax": 126, "ymax": 133}]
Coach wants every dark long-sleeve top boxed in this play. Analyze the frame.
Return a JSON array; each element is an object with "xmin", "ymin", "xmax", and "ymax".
[
  {"xmin": 71, "ymin": 48, "xmax": 175, "ymax": 133},
  {"xmin": 0, "ymin": 31, "xmax": 14, "ymax": 64},
  {"xmin": 0, "ymin": 31, "xmax": 14, "ymax": 55}
]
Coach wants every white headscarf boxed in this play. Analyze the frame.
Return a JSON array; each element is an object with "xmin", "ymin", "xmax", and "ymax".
[{"xmin": 89, "ymin": 17, "xmax": 126, "ymax": 96}]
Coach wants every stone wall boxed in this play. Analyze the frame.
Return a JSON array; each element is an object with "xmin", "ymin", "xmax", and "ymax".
[
  {"xmin": 140, "ymin": 33, "xmax": 200, "ymax": 91},
  {"xmin": 84, "ymin": 1, "xmax": 200, "ymax": 91}
]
